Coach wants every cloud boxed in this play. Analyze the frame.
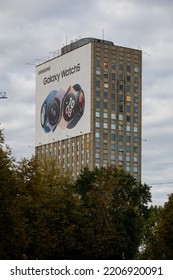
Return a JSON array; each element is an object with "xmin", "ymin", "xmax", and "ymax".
[{"xmin": 1, "ymin": 0, "xmax": 173, "ymax": 205}]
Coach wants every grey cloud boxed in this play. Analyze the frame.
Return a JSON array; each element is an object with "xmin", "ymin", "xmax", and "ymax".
[{"xmin": 1, "ymin": 0, "xmax": 173, "ymax": 206}]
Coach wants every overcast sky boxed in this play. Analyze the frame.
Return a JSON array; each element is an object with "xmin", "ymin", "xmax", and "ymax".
[{"xmin": 1, "ymin": 0, "xmax": 173, "ymax": 206}]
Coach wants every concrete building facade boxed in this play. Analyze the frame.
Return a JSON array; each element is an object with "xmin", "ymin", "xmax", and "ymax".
[{"xmin": 35, "ymin": 38, "xmax": 142, "ymax": 180}]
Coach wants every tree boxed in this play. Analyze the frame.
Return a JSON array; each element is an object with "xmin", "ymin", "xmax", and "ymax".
[
  {"xmin": 148, "ymin": 194, "xmax": 173, "ymax": 259},
  {"xmin": 74, "ymin": 166, "xmax": 152, "ymax": 259},
  {"xmin": 136, "ymin": 205, "xmax": 163, "ymax": 259},
  {"xmin": 0, "ymin": 129, "xmax": 18, "ymax": 259}
]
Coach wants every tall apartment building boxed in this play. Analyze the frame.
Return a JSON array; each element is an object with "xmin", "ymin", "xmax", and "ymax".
[{"xmin": 35, "ymin": 37, "xmax": 142, "ymax": 180}]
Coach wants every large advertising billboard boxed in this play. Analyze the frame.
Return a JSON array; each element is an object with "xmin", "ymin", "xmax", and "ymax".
[{"xmin": 35, "ymin": 43, "xmax": 91, "ymax": 146}]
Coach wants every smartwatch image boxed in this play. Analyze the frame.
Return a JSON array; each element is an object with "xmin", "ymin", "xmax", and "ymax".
[
  {"xmin": 67, "ymin": 84, "xmax": 85, "ymax": 129},
  {"xmin": 40, "ymin": 84, "xmax": 85, "ymax": 133},
  {"xmin": 58, "ymin": 85, "xmax": 78, "ymax": 130},
  {"xmin": 40, "ymin": 89, "xmax": 65, "ymax": 132}
]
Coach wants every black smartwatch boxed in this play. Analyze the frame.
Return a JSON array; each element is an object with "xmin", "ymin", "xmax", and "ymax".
[
  {"xmin": 66, "ymin": 84, "xmax": 85, "ymax": 129},
  {"xmin": 40, "ymin": 89, "xmax": 65, "ymax": 132}
]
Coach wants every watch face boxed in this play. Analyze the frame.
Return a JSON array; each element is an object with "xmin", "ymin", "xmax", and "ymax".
[
  {"xmin": 41, "ymin": 103, "xmax": 47, "ymax": 127},
  {"xmin": 48, "ymin": 97, "xmax": 61, "ymax": 126},
  {"xmin": 78, "ymin": 91, "xmax": 85, "ymax": 116},
  {"xmin": 63, "ymin": 92, "xmax": 77, "ymax": 122}
]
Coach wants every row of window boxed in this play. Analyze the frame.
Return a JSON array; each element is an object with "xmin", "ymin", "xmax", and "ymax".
[
  {"xmin": 95, "ymin": 111, "xmax": 139, "ymax": 123},
  {"xmin": 96, "ymin": 71, "xmax": 139, "ymax": 83},
  {"xmin": 95, "ymin": 162, "xmax": 138, "ymax": 173},
  {"xmin": 95, "ymin": 132, "xmax": 138, "ymax": 142},
  {"xmin": 96, "ymin": 60, "xmax": 139, "ymax": 73},
  {"xmin": 95, "ymin": 153, "xmax": 138, "ymax": 162},
  {"xmin": 95, "ymin": 122, "xmax": 138, "ymax": 132},
  {"xmin": 96, "ymin": 80, "xmax": 139, "ymax": 92},
  {"xmin": 95, "ymin": 100, "xmax": 138, "ymax": 112},
  {"xmin": 95, "ymin": 142, "xmax": 138, "ymax": 153}
]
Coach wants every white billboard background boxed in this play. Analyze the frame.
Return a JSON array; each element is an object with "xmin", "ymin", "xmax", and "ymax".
[{"xmin": 36, "ymin": 43, "xmax": 91, "ymax": 146}]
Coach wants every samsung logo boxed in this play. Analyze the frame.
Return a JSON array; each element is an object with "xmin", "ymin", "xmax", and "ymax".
[{"xmin": 38, "ymin": 66, "xmax": 51, "ymax": 75}]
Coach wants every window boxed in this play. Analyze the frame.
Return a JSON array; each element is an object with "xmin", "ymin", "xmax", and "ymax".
[
  {"xmin": 126, "ymin": 85, "xmax": 131, "ymax": 93},
  {"xmin": 126, "ymin": 115, "xmax": 131, "ymax": 122},
  {"xmin": 95, "ymin": 132, "xmax": 100, "ymax": 138},
  {"xmin": 112, "ymin": 83, "xmax": 116, "ymax": 90},
  {"xmin": 104, "ymin": 70, "xmax": 108, "ymax": 79},
  {"xmin": 126, "ymin": 155, "xmax": 131, "ymax": 162},
  {"xmin": 112, "ymin": 73, "xmax": 116, "ymax": 80},
  {"xmin": 126, "ymin": 166, "xmax": 131, "ymax": 172},
  {"xmin": 134, "ymin": 106, "xmax": 138, "ymax": 113},
  {"xmin": 95, "ymin": 122, "xmax": 100, "ymax": 128},
  {"xmin": 103, "ymin": 122, "xmax": 108, "ymax": 129},
  {"xmin": 111, "ymin": 63, "xmax": 116, "ymax": 69},
  {"xmin": 134, "ymin": 146, "xmax": 138, "ymax": 153},
  {"xmin": 96, "ymin": 91, "xmax": 100, "ymax": 97},
  {"xmin": 111, "ymin": 144, "xmax": 115, "ymax": 150},
  {"xmin": 112, "ymin": 104, "xmax": 115, "ymax": 110},
  {"xmin": 134, "ymin": 126, "xmax": 138, "ymax": 132},
  {"xmin": 134, "ymin": 136, "xmax": 138, "ymax": 143},
  {"xmin": 112, "ymin": 93, "xmax": 115, "ymax": 99},
  {"xmin": 118, "ymin": 155, "xmax": 123, "ymax": 161},
  {"xmin": 118, "ymin": 135, "xmax": 123, "ymax": 142},
  {"xmin": 103, "ymin": 112, "xmax": 108, "ymax": 119},
  {"xmin": 119, "ymin": 64, "xmax": 123, "ymax": 71},
  {"xmin": 111, "ymin": 154, "xmax": 115, "ymax": 160},
  {"xmin": 134, "ymin": 76, "xmax": 138, "ymax": 83},
  {"xmin": 96, "ymin": 80, "xmax": 100, "ymax": 88},
  {"xmin": 134, "ymin": 66, "xmax": 138, "ymax": 73},
  {"xmin": 127, "ymin": 75, "xmax": 130, "ymax": 82},
  {"xmin": 119, "ymin": 73, "xmax": 124, "ymax": 81},
  {"xmin": 96, "ymin": 111, "xmax": 100, "ymax": 117},
  {"xmin": 126, "ymin": 125, "xmax": 131, "ymax": 132},
  {"xmin": 119, "ymin": 145, "xmax": 123, "ymax": 151},
  {"xmin": 111, "ymin": 123, "xmax": 116, "ymax": 130},
  {"xmin": 118, "ymin": 94, "xmax": 123, "ymax": 101},
  {"xmin": 134, "ymin": 116, "xmax": 138, "ymax": 123},
  {"xmin": 134, "ymin": 87, "xmax": 138, "ymax": 93},
  {"xmin": 134, "ymin": 97, "xmax": 138, "ymax": 103},
  {"xmin": 95, "ymin": 153, "xmax": 100, "ymax": 159},
  {"xmin": 111, "ymin": 134, "xmax": 115, "ymax": 141},
  {"xmin": 103, "ymin": 133, "xmax": 108, "ymax": 140},
  {"xmin": 126, "ymin": 145, "xmax": 130, "ymax": 152},
  {"xmin": 133, "ymin": 166, "xmax": 138, "ymax": 172},
  {"xmin": 104, "ymin": 92, "xmax": 108, "ymax": 98},
  {"xmin": 104, "ymin": 102, "xmax": 108, "ymax": 109},
  {"xmin": 111, "ymin": 113, "xmax": 116, "ymax": 120},
  {"xmin": 118, "ymin": 114, "xmax": 123, "ymax": 121},
  {"xmin": 104, "ymin": 112, "xmax": 108, "ymax": 118},
  {"xmin": 119, "ymin": 125, "xmax": 123, "ymax": 131},
  {"xmin": 126, "ymin": 135, "xmax": 131, "ymax": 142},
  {"xmin": 126, "ymin": 105, "xmax": 131, "ymax": 113},
  {"xmin": 96, "ymin": 70, "xmax": 101, "ymax": 76},
  {"xmin": 104, "ymin": 83, "xmax": 108, "ymax": 89},
  {"xmin": 95, "ymin": 142, "xmax": 100, "ymax": 148},
  {"xmin": 96, "ymin": 101, "xmax": 100, "ymax": 108},
  {"xmin": 119, "ymin": 84, "xmax": 124, "ymax": 91},
  {"xmin": 96, "ymin": 59, "xmax": 100, "ymax": 67},
  {"xmin": 104, "ymin": 62, "xmax": 108, "ymax": 68},
  {"xmin": 134, "ymin": 156, "xmax": 138, "ymax": 162},
  {"xmin": 119, "ymin": 105, "xmax": 123, "ymax": 112},
  {"xmin": 126, "ymin": 65, "xmax": 131, "ymax": 72}
]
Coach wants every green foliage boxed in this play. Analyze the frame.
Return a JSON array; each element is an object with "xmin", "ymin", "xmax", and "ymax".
[
  {"xmin": 4, "ymin": 128, "xmax": 173, "ymax": 260},
  {"xmin": 74, "ymin": 167, "xmax": 151, "ymax": 259},
  {"xmin": 136, "ymin": 205, "xmax": 163, "ymax": 259},
  {"xmin": 148, "ymin": 194, "xmax": 173, "ymax": 259}
]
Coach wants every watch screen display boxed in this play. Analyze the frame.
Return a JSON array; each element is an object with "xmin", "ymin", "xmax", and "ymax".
[
  {"xmin": 48, "ymin": 98, "xmax": 61, "ymax": 126},
  {"xmin": 63, "ymin": 93, "xmax": 76, "ymax": 122},
  {"xmin": 78, "ymin": 91, "xmax": 85, "ymax": 115}
]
